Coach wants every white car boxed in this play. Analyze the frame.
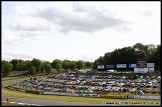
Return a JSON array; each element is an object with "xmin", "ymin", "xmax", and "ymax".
[
  {"xmin": 151, "ymin": 79, "xmax": 156, "ymax": 83},
  {"xmin": 136, "ymin": 83, "xmax": 140, "ymax": 86},
  {"xmin": 146, "ymin": 82, "xmax": 152, "ymax": 87},
  {"xmin": 129, "ymin": 88, "xmax": 135, "ymax": 92},
  {"xmin": 145, "ymin": 88, "xmax": 151, "ymax": 93},
  {"xmin": 136, "ymin": 79, "xmax": 141, "ymax": 83},
  {"xmin": 156, "ymin": 76, "xmax": 161, "ymax": 79}
]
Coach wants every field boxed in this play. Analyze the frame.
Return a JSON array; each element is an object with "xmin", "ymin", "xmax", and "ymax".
[{"xmin": 1, "ymin": 75, "xmax": 161, "ymax": 106}]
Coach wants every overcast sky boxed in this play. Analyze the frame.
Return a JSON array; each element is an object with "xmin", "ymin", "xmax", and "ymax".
[{"xmin": 2, "ymin": 1, "xmax": 161, "ymax": 62}]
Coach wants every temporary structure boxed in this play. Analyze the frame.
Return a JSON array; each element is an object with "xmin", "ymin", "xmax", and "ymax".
[{"xmin": 138, "ymin": 90, "xmax": 144, "ymax": 95}]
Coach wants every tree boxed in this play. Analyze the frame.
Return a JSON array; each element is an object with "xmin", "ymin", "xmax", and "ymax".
[
  {"xmin": 56, "ymin": 63, "xmax": 62, "ymax": 73},
  {"xmin": 69, "ymin": 61, "xmax": 76, "ymax": 71},
  {"xmin": 31, "ymin": 58, "xmax": 42, "ymax": 73},
  {"xmin": 10, "ymin": 59, "xmax": 19, "ymax": 71},
  {"xmin": 2, "ymin": 61, "xmax": 13, "ymax": 77},
  {"xmin": 28, "ymin": 66, "xmax": 36, "ymax": 75},
  {"xmin": 44, "ymin": 64, "xmax": 52, "ymax": 74},
  {"xmin": 62, "ymin": 60, "xmax": 70, "ymax": 71},
  {"xmin": 149, "ymin": 45, "xmax": 161, "ymax": 70},
  {"xmin": 51, "ymin": 59, "xmax": 61, "ymax": 69},
  {"xmin": 93, "ymin": 43, "xmax": 160, "ymax": 71},
  {"xmin": 40, "ymin": 63, "xmax": 45, "ymax": 73},
  {"xmin": 85, "ymin": 61, "xmax": 93, "ymax": 68},
  {"xmin": 76, "ymin": 60, "xmax": 84, "ymax": 70}
]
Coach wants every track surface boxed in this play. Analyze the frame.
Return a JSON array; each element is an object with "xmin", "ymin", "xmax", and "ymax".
[{"xmin": 2, "ymin": 96, "xmax": 104, "ymax": 106}]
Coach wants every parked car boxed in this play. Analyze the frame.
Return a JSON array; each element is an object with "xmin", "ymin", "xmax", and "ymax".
[
  {"xmin": 153, "ymin": 83, "xmax": 159, "ymax": 88},
  {"xmin": 151, "ymin": 79, "xmax": 156, "ymax": 83},
  {"xmin": 145, "ymin": 88, "xmax": 151, "ymax": 93},
  {"xmin": 141, "ymin": 79, "xmax": 146, "ymax": 83},
  {"xmin": 141, "ymin": 83, "xmax": 145, "ymax": 87},
  {"xmin": 152, "ymin": 89, "xmax": 158, "ymax": 93},
  {"xmin": 136, "ymin": 79, "xmax": 141, "ymax": 83},
  {"xmin": 139, "ymin": 88, "xmax": 144, "ymax": 91},
  {"xmin": 129, "ymin": 88, "xmax": 135, "ymax": 92},
  {"xmin": 146, "ymin": 82, "xmax": 152, "ymax": 87}
]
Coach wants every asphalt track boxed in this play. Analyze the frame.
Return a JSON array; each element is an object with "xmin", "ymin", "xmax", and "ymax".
[{"xmin": 2, "ymin": 96, "xmax": 105, "ymax": 106}]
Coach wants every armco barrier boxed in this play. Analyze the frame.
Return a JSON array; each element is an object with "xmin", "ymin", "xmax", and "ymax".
[
  {"xmin": 133, "ymin": 95, "xmax": 160, "ymax": 100},
  {"xmin": 99, "ymin": 94, "xmax": 124, "ymax": 99},
  {"xmin": 19, "ymin": 89, "xmax": 25, "ymax": 92},
  {"xmin": 43, "ymin": 92, "xmax": 99, "ymax": 97}
]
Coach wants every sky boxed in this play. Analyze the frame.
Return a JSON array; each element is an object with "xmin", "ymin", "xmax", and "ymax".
[{"xmin": 2, "ymin": 1, "xmax": 161, "ymax": 62}]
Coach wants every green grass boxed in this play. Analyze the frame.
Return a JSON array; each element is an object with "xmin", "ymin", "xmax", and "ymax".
[{"xmin": 2, "ymin": 87, "xmax": 160, "ymax": 105}]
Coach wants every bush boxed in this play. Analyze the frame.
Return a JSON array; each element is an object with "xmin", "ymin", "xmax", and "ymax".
[
  {"xmin": 4, "ymin": 85, "xmax": 42, "ymax": 94},
  {"xmin": 4, "ymin": 85, "xmax": 17, "ymax": 91},
  {"xmin": 25, "ymin": 90, "xmax": 42, "ymax": 94}
]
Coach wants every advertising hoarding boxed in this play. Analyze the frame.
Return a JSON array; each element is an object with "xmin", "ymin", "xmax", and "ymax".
[
  {"xmin": 134, "ymin": 68, "xmax": 148, "ymax": 73},
  {"xmin": 129, "ymin": 64, "xmax": 137, "ymax": 68},
  {"xmin": 148, "ymin": 68, "xmax": 154, "ymax": 73},
  {"xmin": 116, "ymin": 64, "xmax": 126, "ymax": 68},
  {"xmin": 106, "ymin": 65, "xmax": 115, "ymax": 68},
  {"xmin": 97, "ymin": 65, "xmax": 104, "ymax": 69},
  {"xmin": 147, "ymin": 63, "xmax": 155, "ymax": 68}
]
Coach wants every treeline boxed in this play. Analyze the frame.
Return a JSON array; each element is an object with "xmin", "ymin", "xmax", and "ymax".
[
  {"xmin": 93, "ymin": 43, "xmax": 161, "ymax": 70},
  {"xmin": 1, "ymin": 43, "xmax": 160, "ymax": 77},
  {"xmin": 1, "ymin": 58, "xmax": 93, "ymax": 77}
]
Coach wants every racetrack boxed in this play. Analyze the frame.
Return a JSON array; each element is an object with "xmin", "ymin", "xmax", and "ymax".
[{"xmin": 2, "ymin": 96, "xmax": 103, "ymax": 106}]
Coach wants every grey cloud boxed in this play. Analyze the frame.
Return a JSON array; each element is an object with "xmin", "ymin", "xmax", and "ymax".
[
  {"xmin": 6, "ymin": 52, "xmax": 34, "ymax": 59},
  {"xmin": 2, "ymin": 30, "xmax": 43, "ymax": 46},
  {"xmin": 12, "ymin": 3, "xmax": 129, "ymax": 33},
  {"xmin": 36, "ymin": 4, "xmax": 129, "ymax": 33},
  {"xmin": 11, "ymin": 19, "xmax": 51, "ymax": 31}
]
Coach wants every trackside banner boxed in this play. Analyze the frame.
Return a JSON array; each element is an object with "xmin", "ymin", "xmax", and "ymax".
[
  {"xmin": 129, "ymin": 64, "xmax": 137, "ymax": 68},
  {"xmin": 116, "ymin": 64, "xmax": 126, "ymax": 68}
]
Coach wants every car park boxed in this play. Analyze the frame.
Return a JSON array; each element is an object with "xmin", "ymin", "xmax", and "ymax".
[{"xmin": 11, "ymin": 72, "xmax": 161, "ymax": 97}]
